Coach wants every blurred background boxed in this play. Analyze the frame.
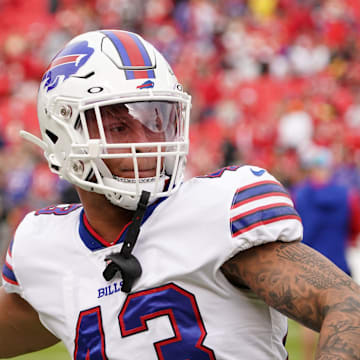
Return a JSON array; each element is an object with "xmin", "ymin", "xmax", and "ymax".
[{"xmin": 1, "ymin": 0, "xmax": 360, "ymax": 358}]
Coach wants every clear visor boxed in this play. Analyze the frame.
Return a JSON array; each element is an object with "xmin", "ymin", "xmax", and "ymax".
[{"xmin": 84, "ymin": 101, "xmax": 183, "ymax": 144}]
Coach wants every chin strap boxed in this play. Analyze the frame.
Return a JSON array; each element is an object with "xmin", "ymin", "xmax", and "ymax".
[{"xmin": 103, "ymin": 191, "xmax": 150, "ymax": 293}]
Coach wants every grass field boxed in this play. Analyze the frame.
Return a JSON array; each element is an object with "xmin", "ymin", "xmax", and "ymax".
[
  {"xmin": 2, "ymin": 320, "xmax": 309, "ymax": 360},
  {"xmin": 3, "ymin": 342, "xmax": 70, "ymax": 360}
]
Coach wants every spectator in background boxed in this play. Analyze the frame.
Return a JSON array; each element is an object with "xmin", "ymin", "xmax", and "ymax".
[
  {"xmin": 277, "ymin": 98, "xmax": 313, "ymax": 152},
  {"xmin": 292, "ymin": 145, "xmax": 360, "ymax": 359}
]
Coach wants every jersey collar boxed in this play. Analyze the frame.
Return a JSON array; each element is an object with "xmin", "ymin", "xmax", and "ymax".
[{"xmin": 78, "ymin": 196, "xmax": 168, "ymax": 251}]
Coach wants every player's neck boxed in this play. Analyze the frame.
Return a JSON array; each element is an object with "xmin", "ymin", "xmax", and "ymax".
[{"xmin": 76, "ymin": 187, "xmax": 134, "ymax": 244}]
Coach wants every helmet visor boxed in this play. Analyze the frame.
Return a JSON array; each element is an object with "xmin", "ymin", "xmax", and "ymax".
[{"xmin": 85, "ymin": 101, "xmax": 183, "ymax": 144}]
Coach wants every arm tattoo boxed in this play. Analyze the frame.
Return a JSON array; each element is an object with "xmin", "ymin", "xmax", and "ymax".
[
  {"xmin": 276, "ymin": 243, "xmax": 352, "ymax": 290},
  {"xmin": 221, "ymin": 241, "xmax": 360, "ymax": 359}
]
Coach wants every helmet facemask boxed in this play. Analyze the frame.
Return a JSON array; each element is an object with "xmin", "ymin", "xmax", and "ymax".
[{"xmin": 67, "ymin": 94, "xmax": 190, "ymax": 209}]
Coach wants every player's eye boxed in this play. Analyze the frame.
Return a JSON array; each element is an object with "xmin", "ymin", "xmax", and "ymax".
[{"xmin": 106, "ymin": 122, "xmax": 128, "ymax": 133}]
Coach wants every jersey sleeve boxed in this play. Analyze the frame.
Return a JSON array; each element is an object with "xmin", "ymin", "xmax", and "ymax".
[
  {"xmin": 2, "ymin": 205, "xmax": 81, "ymax": 298},
  {"xmin": 1, "ymin": 211, "xmax": 38, "ymax": 296},
  {"xmin": 228, "ymin": 166, "xmax": 303, "ymax": 252}
]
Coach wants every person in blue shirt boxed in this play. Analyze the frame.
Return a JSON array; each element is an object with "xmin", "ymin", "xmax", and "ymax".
[{"xmin": 293, "ymin": 145, "xmax": 360, "ymax": 359}]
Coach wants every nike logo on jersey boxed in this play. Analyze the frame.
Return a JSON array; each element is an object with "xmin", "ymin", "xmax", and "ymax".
[{"xmin": 250, "ymin": 168, "xmax": 265, "ymax": 176}]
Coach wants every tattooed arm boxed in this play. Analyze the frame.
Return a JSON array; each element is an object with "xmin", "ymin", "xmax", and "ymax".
[{"xmin": 221, "ymin": 240, "xmax": 360, "ymax": 360}]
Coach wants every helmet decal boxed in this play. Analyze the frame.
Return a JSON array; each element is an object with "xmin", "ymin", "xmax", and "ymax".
[
  {"xmin": 136, "ymin": 80, "xmax": 155, "ymax": 89},
  {"xmin": 42, "ymin": 41, "xmax": 94, "ymax": 92},
  {"xmin": 101, "ymin": 30, "xmax": 156, "ymax": 80}
]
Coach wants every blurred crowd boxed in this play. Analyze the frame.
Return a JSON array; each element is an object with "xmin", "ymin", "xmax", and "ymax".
[{"xmin": 2, "ymin": 0, "xmax": 360, "ymax": 257}]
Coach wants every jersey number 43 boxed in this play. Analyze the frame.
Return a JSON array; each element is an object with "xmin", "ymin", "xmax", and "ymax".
[{"xmin": 74, "ymin": 283, "xmax": 216, "ymax": 359}]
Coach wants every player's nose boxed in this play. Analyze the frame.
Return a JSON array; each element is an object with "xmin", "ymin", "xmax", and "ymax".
[
  {"xmin": 135, "ymin": 128, "xmax": 161, "ymax": 152},
  {"xmin": 135, "ymin": 144, "xmax": 157, "ymax": 153}
]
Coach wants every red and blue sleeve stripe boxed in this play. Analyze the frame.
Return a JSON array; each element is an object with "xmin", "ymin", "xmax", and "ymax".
[
  {"xmin": 102, "ymin": 30, "xmax": 155, "ymax": 80},
  {"xmin": 231, "ymin": 180, "xmax": 291, "ymax": 209},
  {"xmin": 2, "ymin": 260, "xmax": 19, "ymax": 286},
  {"xmin": 2, "ymin": 239, "xmax": 19, "ymax": 286},
  {"xmin": 231, "ymin": 203, "xmax": 300, "ymax": 237},
  {"xmin": 7, "ymin": 239, "xmax": 14, "ymax": 257},
  {"xmin": 230, "ymin": 180, "xmax": 301, "ymax": 237}
]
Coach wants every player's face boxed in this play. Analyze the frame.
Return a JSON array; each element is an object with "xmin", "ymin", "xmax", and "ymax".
[{"xmin": 85, "ymin": 102, "xmax": 179, "ymax": 178}]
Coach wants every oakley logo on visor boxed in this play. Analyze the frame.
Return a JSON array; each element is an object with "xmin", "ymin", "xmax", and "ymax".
[{"xmin": 42, "ymin": 41, "xmax": 94, "ymax": 92}]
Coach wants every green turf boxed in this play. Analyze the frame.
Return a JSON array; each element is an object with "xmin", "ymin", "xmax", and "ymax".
[
  {"xmin": 286, "ymin": 319, "xmax": 304, "ymax": 360},
  {"xmin": 3, "ymin": 319, "xmax": 307, "ymax": 359},
  {"xmin": 2, "ymin": 343, "xmax": 70, "ymax": 360}
]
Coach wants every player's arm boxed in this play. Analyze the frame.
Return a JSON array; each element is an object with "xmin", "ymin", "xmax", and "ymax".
[
  {"xmin": 0, "ymin": 286, "xmax": 60, "ymax": 358},
  {"xmin": 221, "ymin": 240, "xmax": 360, "ymax": 359}
]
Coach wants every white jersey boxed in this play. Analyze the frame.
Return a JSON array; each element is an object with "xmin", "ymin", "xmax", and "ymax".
[{"xmin": 2, "ymin": 165, "xmax": 302, "ymax": 360}]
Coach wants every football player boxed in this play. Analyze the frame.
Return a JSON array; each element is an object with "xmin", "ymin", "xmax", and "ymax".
[{"xmin": 1, "ymin": 30, "xmax": 360, "ymax": 359}]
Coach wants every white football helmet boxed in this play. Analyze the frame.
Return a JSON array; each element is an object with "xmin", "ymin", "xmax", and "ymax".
[{"xmin": 21, "ymin": 30, "xmax": 191, "ymax": 210}]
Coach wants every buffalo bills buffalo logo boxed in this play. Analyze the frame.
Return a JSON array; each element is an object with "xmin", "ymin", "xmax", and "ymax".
[
  {"xmin": 136, "ymin": 80, "xmax": 154, "ymax": 89},
  {"xmin": 42, "ymin": 41, "xmax": 94, "ymax": 92}
]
